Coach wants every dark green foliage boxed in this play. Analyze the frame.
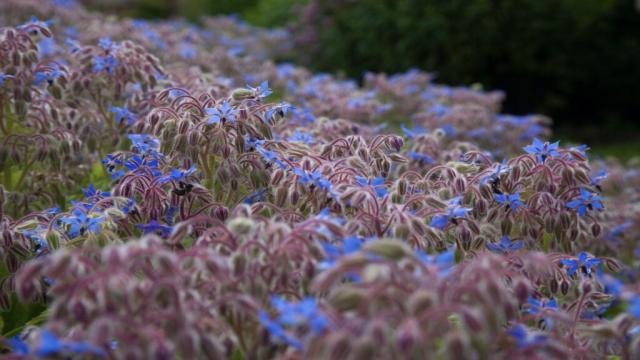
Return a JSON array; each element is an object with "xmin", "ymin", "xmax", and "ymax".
[
  {"xmin": 244, "ymin": 0, "xmax": 305, "ymax": 27},
  {"xmin": 291, "ymin": 0, "xmax": 640, "ymax": 142}
]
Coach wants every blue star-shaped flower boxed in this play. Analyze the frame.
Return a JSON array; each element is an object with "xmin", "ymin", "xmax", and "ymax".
[
  {"xmin": 415, "ymin": 248, "xmax": 455, "ymax": 276},
  {"xmin": 248, "ymin": 80, "xmax": 272, "ymax": 98},
  {"xmin": 294, "ymin": 168, "xmax": 332, "ymax": 191},
  {"xmin": 259, "ymin": 296, "xmax": 331, "ymax": 350},
  {"xmin": 319, "ymin": 235, "xmax": 364, "ymax": 270},
  {"xmin": 495, "ymin": 192, "xmax": 525, "ymax": 211},
  {"xmin": 523, "ymin": 138, "xmax": 560, "ymax": 163},
  {"xmin": 103, "ymin": 162, "xmax": 125, "ymax": 179},
  {"xmin": 287, "ymin": 130, "xmax": 315, "ymax": 144},
  {"xmin": 355, "ymin": 176, "xmax": 387, "ymax": 198},
  {"xmin": 82, "ymin": 184, "xmax": 110, "ymax": 199},
  {"xmin": 243, "ymin": 188, "xmax": 268, "ymax": 204},
  {"xmin": 124, "ymin": 155, "xmax": 160, "ymax": 176},
  {"xmin": 628, "ymin": 297, "xmax": 640, "ymax": 319},
  {"xmin": 92, "ymin": 55, "xmax": 118, "ymax": 75},
  {"xmin": 401, "ymin": 124, "xmax": 428, "ymax": 138},
  {"xmin": 33, "ymin": 66, "xmax": 63, "ymax": 86},
  {"xmin": 560, "ymin": 252, "xmax": 601, "ymax": 276},
  {"xmin": 590, "ymin": 169, "xmax": 608, "ymax": 188},
  {"xmin": 427, "ymin": 103, "xmax": 450, "ymax": 117},
  {"xmin": 206, "ymin": 101, "xmax": 238, "ymax": 124},
  {"xmin": 98, "ymin": 37, "xmax": 114, "ymax": 50},
  {"xmin": 179, "ymin": 44, "xmax": 197, "ymax": 59},
  {"xmin": 7, "ymin": 329, "xmax": 105, "ymax": 357},
  {"xmin": 59, "ymin": 209, "xmax": 105, "ymax": 238},
  {"xmin": 430, "ymin": 197, "xmax": 471, "ymax": 230},
  {"xmin": 127, "ymin": 134, "xmax": 161, "ymax": 156},
  {"xmin": 265, "ymin": 102, "xmax": 296, "ymax": 121},
  {"xmin": 255, "ymin": 145, "xmax": 286, "ymax": 169},
  {"xmin": 480, "ymin": 160, "xmax": 510, "ymax": 185},
  {"xmin": 486, "ymin": 235, "xmax": 524, "ymax": 253},
  {"xmin": 566, "ymin": 189, "xmax": 604, "ymax": 217},
  {"xmin": 136, "ymin": 220, "xmax": 173, "ymax": 237},
  {"xmin": 258, "ymin": 312, "xmax": 302, "ymax": 350},
  {"xmin": 160, "ymin": 165, "xmax": 197, "ymax": 183},
  {"xmin": 508, "ymin": 325, "xmax": 547, "ymax": 349},
  {"xmin": 407, "ymin": 151, "xmax": 434, "ymax": 164},
  {"xmin": 527, "ymin": 296, "xmax": 557, "ymax": 315},
  {"xmin": 109, "ymin": 105, "xmax": 135, "ymax": 125}
]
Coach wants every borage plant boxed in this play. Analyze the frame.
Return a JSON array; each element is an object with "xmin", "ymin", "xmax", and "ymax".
[{"xmin": 0, "ymin": 1, "xmax": 639, "ymax": 359}]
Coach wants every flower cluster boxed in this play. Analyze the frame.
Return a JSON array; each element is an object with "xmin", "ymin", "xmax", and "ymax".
[{"xmin": 0, "ymin": 1, "xmax": 639, "ymax": 359}]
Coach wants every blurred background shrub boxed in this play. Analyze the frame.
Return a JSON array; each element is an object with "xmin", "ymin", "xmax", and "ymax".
[{"xmin": 86, "ymin": 0, "xmax": 640, "ymax": 153}]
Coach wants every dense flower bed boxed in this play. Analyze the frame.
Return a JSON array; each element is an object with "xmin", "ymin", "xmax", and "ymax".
[{"xmin": 0, "ymin": 1, "xmax": 639, "ymax": 359}]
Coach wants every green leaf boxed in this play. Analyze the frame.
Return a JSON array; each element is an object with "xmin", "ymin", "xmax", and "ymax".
[{"xmin": 1, "ymin": 295, "xmax": 47, "ymax": 338}]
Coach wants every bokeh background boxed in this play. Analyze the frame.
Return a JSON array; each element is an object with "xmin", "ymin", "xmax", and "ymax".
[{"xmin": 86, "ymin": 0, "xmax": 640, "ymax": 159}]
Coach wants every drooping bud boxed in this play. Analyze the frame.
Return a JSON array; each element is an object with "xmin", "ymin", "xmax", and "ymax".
[
  {"xmin": 396, "ymin": 319, "xmax": 420, "ymax": 352},
  {"xmin": 515, "ymin": 281, "xmax": 530, "ymax": 302},
  {"xmin": 591, "ymin": 222, "xmax": 601, "ymax": 237}
]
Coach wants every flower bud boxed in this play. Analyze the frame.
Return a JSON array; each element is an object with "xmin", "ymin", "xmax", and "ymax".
[
  {"xmin": 188, "ymin": 130, "xmax": 200, "ymax": 147},
  {"xmin": 351, "ymin": 339, "xmax": 376, "ymax": 360},
  {"xmin": 462, "ymin": 310, "xmax": 483, "ymax": 332},
  {"xmin": 173, "ymin": 134, "xmax": 188, "ymax": 153},
  {"xmin": 329, "ymin": 286, "xmax": 366, "ymax": 311},
  {"xmin": 212, "ymin": 206, "xmax": 228, "ymax": 222},
  {"xmin": 222, "ymin": 145, "xmax": 231, "ymax": 158},
  {"xmin": 446, "ymin": 334, "xmax": 467, "ymax": 360},
  {"xmin": 227, "ymin": 217, "xmax": 254, "ymax": 236},
  {"xmin": 500, "ymin": 218, "xmax": 512, "ymax": 236},
  {"xmin": 177, "ymin": 330, "xmax": 198, "ymax": 359},
  {"xmin": 396, "ymin": 319, "xmax": 420, "ymax": 352},
  {"xmin": 50, "ymin": 84, "xmax": 63, "ymax": 99},
  {"xmin": 289, "ymin": 189, "xmax": 299, "ymax": 205},
  {"xmin": 271, "ymin": 169, "xmax": 285, "ymax": 186},
  {"xmin": 454, "ymin": 177, "xmax": 466, "ymax": 193},
  {"xmin": 515, "ymin": 281, "xmax": 530, "ymax": 303},
  {"xmin": 356, "ymin": 147, "xmax": 369, "ymax": 162},
  {"xmin": 574, "ymin": 168, "xmax": 590, "ymax": 184},
  {"xmin": 408, "ymin": 290, "xmax": 435, "ymax": 315},
  {"xmin": 231, "ymin": 88, "xmax": 254, "ymax": 100},
  {"xmin": 604, "ymin": 258, "xmax": 622, "ymax": 272},
  {"xmin": 9, "ymin": 242, "xmax": 30, "ymax": 258},
  {"xmin": 362, "ymin": 238, "xmax": 410, "ymax": 260},
  {"xmin": 549, "ymin": 278, "xmax": 559, "ymax": 294},
  {"xmin": 397, "ymin": 178, "xmax": 407, "ymax": 196},
  {"xmin": 561, "ymin": 167, "xmax": 574, "ymax": 185},
  {"xmin": 45, "ymin": 230, "xmax": 61, "ymax": 250},
  {"xmin": 275, "ymin": 186, "xmax": 287, "ymax": 207},
  {"xmin": 328, "ymin": 333, "xmax": 351, "ymax": 359},
  {"xmin": 177, "ymin": 118, "xmax": 191, "ymax": 135},
  {"xmin": 411, "ymin": 218, "xmax": 428, "ymax": 237},
  {"xmin": 200, "ymin": 335, "xmax": 226, "ymax": 359},
  {"xmin": 232, "ymin": 253, "xmax": 246, "ymax": 276},
  {"xmin": 394, "ymin": 224, "xmax": 410, "ymax": 239},
  {"xmin": 15, "ymin": 262, "xmax": 44, "ymax": 301},
  {"xmin": 10, "ymin": 147, "xmax": 22, "ymax": 164},
  {"xmin": 471, "ymin": 236, "xmax": 485, "ymax": 250},
  {"xmin": 12, "ymin": 51, "xmax": 20, "ymax": 67},
  {"xmin": 458, "ymin": 228, "xmax": 471, "ymax": 251},
  {"xmin": 559, "ymin": 212, "xmax": 571, "ymax": 230}
]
